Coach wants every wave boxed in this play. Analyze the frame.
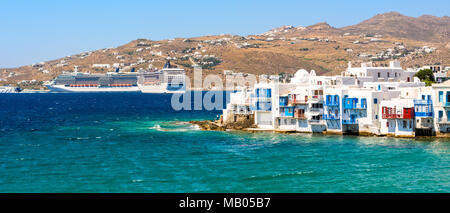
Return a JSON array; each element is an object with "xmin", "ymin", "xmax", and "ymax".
[
  {"xmin": 243, "ymin": 171, "xmax": 316, "ymax": 181},
  {"xmin": 148, "ymin": 122, "xmax": 200, "ymax": 132}
]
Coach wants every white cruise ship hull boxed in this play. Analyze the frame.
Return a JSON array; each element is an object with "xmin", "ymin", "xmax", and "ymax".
[
  {"xmin": 0, "ymin": 87, "xmax": 18, "ymax": 93},
  {"xmin": 46, "ymin": 85, "xmax": 140, "ymax": 93},
  {"xmin": 138, "ymin": 83, "xmax": 185, "ymax": 94}
]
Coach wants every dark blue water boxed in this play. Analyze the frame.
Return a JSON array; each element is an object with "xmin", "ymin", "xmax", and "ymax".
[{"xmin": 0, "ymin": 93, "xmax": 449, "ymax": 192}]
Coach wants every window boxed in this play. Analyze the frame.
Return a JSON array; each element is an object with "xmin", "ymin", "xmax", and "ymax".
[
  {"xmin": 378, "ymin": 72, "xmax": 381, "ymax": 78},
  {"xmin": 395, "ymin": 73, "xmax": 397, "ymax": 78},
  {"xmin": 409, "ymin": 121, "xmax": 412, "ymax": 128},
  {"xmin": 403, "ymin": 120, "xmax": 407, "ymax": 128},
  {"xmin": 387, "ymin": 72, "xmax": 390, "ymax": 78},
  {"xmin": 439, "ymin": 91, "xmax": 444, "ymax": 103},
  {"xmin": 447, "ymin": 91, "xmax": 450, "ymax": 103},
  {"xmin": 361, "ymin": 98, "xmax": 367, "ymax": 106},
  {"xmin": 374, "ymin": 98, "xmax": 378, "ymax": 104}
]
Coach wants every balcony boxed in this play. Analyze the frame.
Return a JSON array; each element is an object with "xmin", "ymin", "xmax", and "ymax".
[
  {"xmin": 289, "ymin": 99, "xmax": 308, "ymax": 105},
  {"xmin": 414, "ymin": 99, "xmax": 433, "ymax": 117},
  {"xmin": 342, "ymin": 119, "xmax": 358, "ymax": 125},
  {"xmin": 343, "ymin": 97, "xmax": 367, "ymax": 110},
  {"xmin": 344, "ymin": 103, "xmax": 367, "ymax": 109},
  {"xmin": 279, "ymin": 112, "xmax": 294, "ymax": 117},
  {"xmin": 309, "ymin": 108, "xmax": 324, "ymax": 114},
  {"xmin": 323, "ymin": 114, "xmax": 340, "ymax": 120},
  {"xmin": 308, "ymin": 119, "xmax": 325, "ymax": 125},
  {"xmin": 279, "ymin": 106, "xmax": 294, "ymax": 117},
  {"xmin": 232, "ymin": 110, "xmax": 252, "ymax": 115},
  {"xmin": 415, "ymin": 112, "xmax": 433, "ymax": 117},
  {"xmin": 324, "ymin": 101, "xmax": 339, "ymax": 107},
  {"xmin": 414, "ymin": 99, "xmax": 432, "ymax": 105},
  {"xmin": 382, "ymin": 107, "xmax": 414, "ymax": 119},
  {"xmin": 308, "ymin": 95, "xmax": 323, "ymax": 103},
  {"xmin": 251, "ymin": 101, "xmax": 272, "ymax": 111},
  {"xmin": 255, "ymin": 88, "xmax": 272, "ymax": 98}
]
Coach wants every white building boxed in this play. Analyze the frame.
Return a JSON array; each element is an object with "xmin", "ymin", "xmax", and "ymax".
[
  {"xmin": 92, "ymin": 64, "xmax": 111, "ymax": 69},
  {"xmin": 221, "ymin": 61, "xmax": 450, "ymax": 138},
  {"xmin": 432, "ymin": 80, "xmax": 450, "ymax": 136}
]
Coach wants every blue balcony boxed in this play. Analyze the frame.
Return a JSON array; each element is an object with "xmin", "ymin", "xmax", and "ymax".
[
  {"xmin": 343, "ymin": 98, "xmax": 367, "ymax": 109},
  {"xmin": 415, "ymin": 112, "xmax": 433, "ymax": 117},
  {"xmin": 414, "ymin": 99, "xmax": 433, "ymax": 117},
  {"xmin": 324, "ymin": 95, "xmax": 340, "ymax": 107},
  {"xmin": 279, "ymin": 96, "xmax": 288, "ymax": 107},
  {"xmin": 251, "ymin": 101, "xmax": 272, "ymax": 111},
  {"xmin": 342, "ymin": 119, "xmax": 358, "ymax": 125},
  {"xmin": 323, "ymin": 114, "xmax": 340, "ymax": 120},
  {"xmin": 255, "ymin": 88, "xmax": 272, "ymax": 98},
  {"xmin": 414, "ymin": 99, "xmax": 432, "ymax": 105},
  {"xmin": 279, "ymin": 106, "xmax": 294, "ymax": 117},
  {"xmin": 324, "ymin": 100, "xmax": 339, "ymax": 107}
]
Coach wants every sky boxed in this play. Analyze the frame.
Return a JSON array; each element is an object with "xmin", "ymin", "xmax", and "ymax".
[{"xmin": 0, "ymin": 0, "xmax": 449, "ymax": 68}]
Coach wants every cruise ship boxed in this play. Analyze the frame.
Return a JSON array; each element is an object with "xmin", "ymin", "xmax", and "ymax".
[
  {"xmin": 45, "ymin": 61, "xmax": 186, "ymax": 93},
  {"xmin": 138, "ymin": 60, "xmax": 186, "ymax": 93},
  {"xmin": 45, "ymin": 70, "xmax": 141, "ymax": 93},
  {"xmin": 0, "ymin": 85, "xmax": 20, "ymax": 93}
]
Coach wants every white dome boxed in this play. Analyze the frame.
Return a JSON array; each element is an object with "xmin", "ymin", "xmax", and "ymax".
[{"xmin": 291, "ymin": 69, "xmax": 309, "ymax": 84}]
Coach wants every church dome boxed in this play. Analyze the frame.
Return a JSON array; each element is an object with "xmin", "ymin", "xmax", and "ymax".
[{"xmin": 291, "ymin": 69, "xmax": 310, "ymax": 84}]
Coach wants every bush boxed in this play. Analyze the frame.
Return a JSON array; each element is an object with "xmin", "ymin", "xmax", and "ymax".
[{"xmin": 415, "ymin": 69, "xmax": 435, "ymax": 86}]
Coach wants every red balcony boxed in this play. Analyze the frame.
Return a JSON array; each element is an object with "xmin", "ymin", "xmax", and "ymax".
[
  {"xmin": 402, "ymin": 108, "xmax": 414, "ymax": 119},
  {"xmin": 382, "ymin": 107, "xmax": 414, "ymax": 119},
  {"xmin": 289, "ymin": 95, "xmax": 308, "ymax": 105}
]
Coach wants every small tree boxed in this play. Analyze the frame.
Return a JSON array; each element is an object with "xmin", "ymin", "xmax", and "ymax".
[{"xmin": 415, "ymin": 69, "xmax": 435, "ymax": 86}]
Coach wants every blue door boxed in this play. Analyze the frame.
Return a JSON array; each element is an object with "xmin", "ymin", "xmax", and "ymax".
[{"xmin": 350, "ymin": 114, "xmax": 356, "ymax": 123}]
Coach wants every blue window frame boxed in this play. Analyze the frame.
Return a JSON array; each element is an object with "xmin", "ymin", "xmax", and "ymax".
[
  {"xmin": 374, "ymin": 98, "xmax": 378, "ymax": 104},
  {"xmin": 439, "ymin": 91, "xmax": 444, "ymax": 103}
]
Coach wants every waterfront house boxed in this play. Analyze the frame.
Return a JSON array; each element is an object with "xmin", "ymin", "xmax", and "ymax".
[
  {"xmin": 432, "ymin": 80, "xmax": 450, "ymax": 136},
  {"xmin": 379, "ymin": 98, "xmax": 415, "ymax": 137},
  {"xmin": 221, "ymin": 61, "xmax": 450, "ymax": 137},
  {"xmin": 251, "ymin": 82, "xmax": 275, "ymax": 129}
]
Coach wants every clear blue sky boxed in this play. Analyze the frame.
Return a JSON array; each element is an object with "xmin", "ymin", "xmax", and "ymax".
[{"xmin": 0, "ymin": 0, "xmax": 448, "ymax": 68}]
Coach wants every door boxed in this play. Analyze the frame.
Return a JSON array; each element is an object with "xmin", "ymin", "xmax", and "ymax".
[{"xmin": 350, "ymin": 114, "xmax": 356, "ymax": 123}]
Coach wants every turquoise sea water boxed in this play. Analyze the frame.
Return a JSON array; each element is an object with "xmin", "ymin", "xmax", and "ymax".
[{"xmin": 0, "ymin": 93, "xmax": 449, "ymax": 192}]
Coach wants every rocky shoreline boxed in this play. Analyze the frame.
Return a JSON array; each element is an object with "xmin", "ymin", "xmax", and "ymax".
[
  {"xmin": 189, "ymin": 119, "xmax": 257, "ymax": 131},
  {"xmin": 189, "ymin": 120, "xmax": 450, "ymax": 138}
]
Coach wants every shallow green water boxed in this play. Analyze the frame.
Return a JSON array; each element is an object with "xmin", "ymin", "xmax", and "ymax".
[{"xmin": 0, "ymin": 93, "xmax": 449, "ymax": 192}]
